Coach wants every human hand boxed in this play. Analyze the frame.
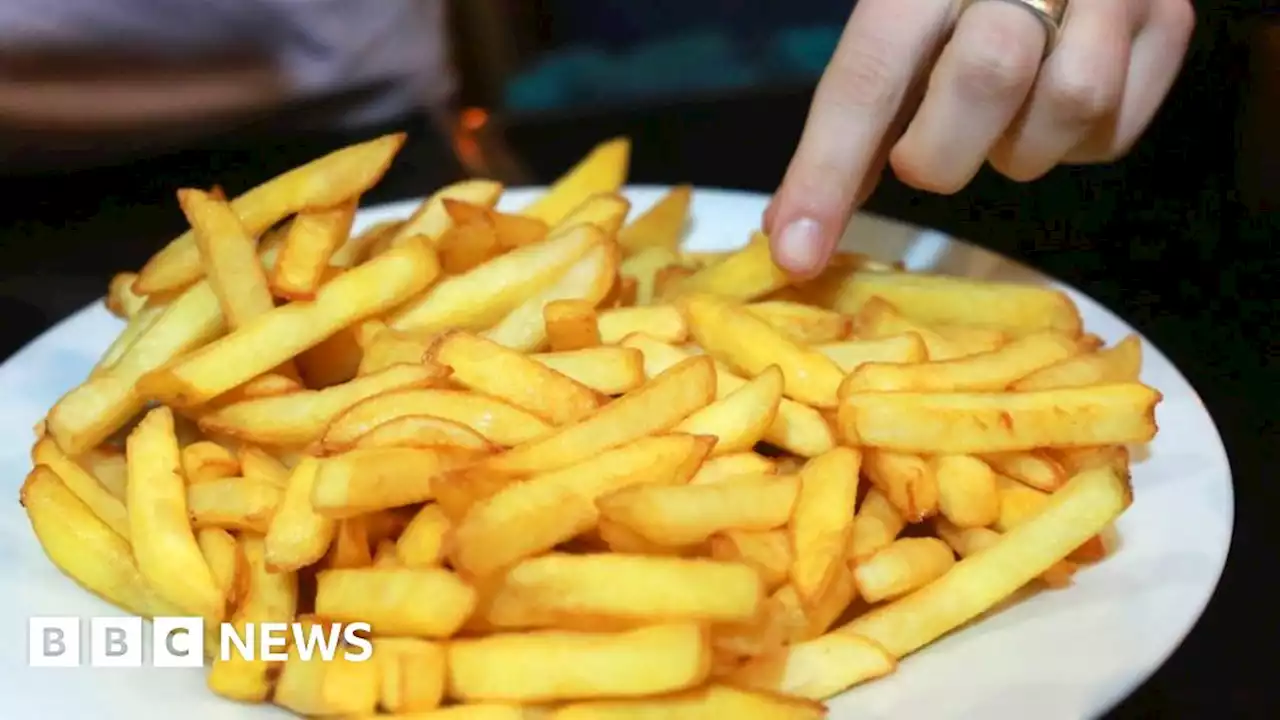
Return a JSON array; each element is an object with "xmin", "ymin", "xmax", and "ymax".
[{"xmin": 764, "ymin": 0, "xmax": 1195, "ymax": 277}]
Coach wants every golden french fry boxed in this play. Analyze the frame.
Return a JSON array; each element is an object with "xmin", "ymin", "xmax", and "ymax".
[
  {"xmin": 315, "ymin": 567, "xmax": 476, "ymax": 637},
  {"xmin": 265, "ymin": 457, "xmax": 337, "ymax": 572},
  {"xmin": 746, "ymin": 302, "xmax": 851, "ymax": 344},
  {"xmin": 135, "ymin": 133, "xmax": 405, "ymax": 295},
  {"xmin": 789, "ymin": 448, "xmax": 860, "ymax": 605},
  {"xmin": 690, "ymin": 453, "xmax": 777, "ymax": 484},
  {"xmin": 126, "ymin": 407, "xmax": 224, "ymax": 620},
  {"xmin": 616, "ymin": 184, "xmax": 692, "ymax": 253},
  {"xmin": 311, "ymin": 447, "xmax": 480, "ymax": 518},
  {"xmin": 182, "ymin": 188, "xmax": 283, "ymax": 333},
  {"xmin": 21, "ymin": 466, "xmax": 181, "ymax": 617},
  {"xmin": 396, "ymin": 504, "xmax": 452, "ymax": 567},
  {"xmin": 848, "ymin": 488, "xmax": 906, "ymax": 562},
  {"xmin": 31, "ymin": 437, "xmax": 130, "ymax": 539},
  {"xmin": 839, "ymin": 467, "xmax": 1130, "ymax": 658},
  {"xmin": 992, "ymin": 474, "xmax": 1108, "ymax": 563},
  {"xmin": 840, "ymin": 330, "xmax": 1080, "ymax": 394},
  {"xmin": 450, "ymin": 434, "xmax": 713, "ymax": 577},
  {"xmin": 445, "ymin": 198, "xmax": 550, "ymax": 250},
  {"xmin": 387, "ymin": 179, "xmax": 505, "ymax": 248},
  {"xmin": 863, "ymin": 450, "xmax": 938, "ymax": 522},
  {"xmin": 352, "ymin": 414, "xmax": 497, "ymax": 453},
  {"xmin": 837, "ymin": 384, "xmax": 1162, "ymax": 453},
  {"xmin": 271, "ymin": 200, "xmax": 358, "ymax": 299},
  {"xmin": 709, "ymin": 529, "xmax": 793, "ymax": 591},
  {"xmin": 322, "ymin": 388, "xmax": 553, "ymax": 452},
  {"xmin": 295, "ymin": 323, "xmax": 365, "ymax": 388},
  {"xmin": 552, "ymin": 683, "xmax": 826, "ymax": 720},
  {"xmin": 208, "ymin": 535, "xmax": 299, "ymax": 702},
  {"xmin": 478, "ymin": 355, "xmax": 716, "ymax": 476},
  {"xmin": 447, "ymin": 623, "xmax": 709, "ymax": 703},
  {"xmin": 429, "ymin": 331, "xmax": 602, "ymax": 425},
  {"xmin": 833, "ymin": 271, "xmax": 1082, "ymax": 337},
  {"xmin": 981, "ymin": 450, "xmax": 1069, "ymax": 492},
  {"xmin": 326, "ymin": 518, "xmax": 373, "ymax": 569},
  {"xmin": 621, "ymin": 334, "xmax": 835, "ymax": 457},
  {"xmin": 673, "ymin": 365, "xmax": 782, "ymax": 456},
  {"xmin": 196, "ymin": 527, "xmax": 242, "ymax": 604},
  {"xmin": 237, "ymin": 446, "xmax": 292, "ymax": 488},
  {"xmin": 330, "ymin": 219, "xmax": 402, "ymax": 267},
  {"xmin": 933, "ymin": 519, "xmax": 1077, "ymax": 588},
  {"xmin": 106, "ymin": 272, "xmax": 148, "ymax": 319},
  {"xmin": 390, "ymin": 224, "xmax": 602, "ymax": 335},
  {"xmin": 729, "ymin": 631, "xmax": 896, "ymax": 700},
  {"xmin": 484, "ymin": 236, "xmax": 617, "ymax": 352},
  {"xmin": 544, "ymin": 299, "xmax": 602, "ymax": 352},
  {"xmin": 273, "ymin": 620, "xmax": 380, "ymax": 716},
  {"xmin": 851, "ymin": 297, "xmax": 994, "ymax": 360},
  {"xmin": 180, "ymin": 440, "xmax": 240, "ymax": 484},
  {"xmin": 682, "ymin": 293, "xmax": 843, "ymax": 408},
  {"xmin": 140, "ymin": 242, "xmax": 439, "ymax": 407},
  {"xmin": 79, "ymin": 446, "xmax": 129, "ymax": 500},
  {"xmin": 531, "ymin": 347, "xmax": 645, "ymax": 395},
  {"xmin": 1011, "ymin": 334, "xmax": 1143, "ymax": 390},
  {"xmin": 438, "ymin": 217, "xmax": 503, "ymax": 274},
  {"xmin": 931, "ymin": 454, "xmax": 1000, "ymax": 528},
  {"xmin": 90, "ymin": 303, "xmax": 167, "ymax": 378},
  {"xmin": 486, "ymin": 553, "xmax": 764, "ymax": 629},
  {"xmin": 187, "ymin": 477, "xmax": 282, "ymax": 533},
  {"xmin": 520, "ymin": 137, "xmax": 630, "ymax": 225},
  {"xmin": 667, "ymin": 233, "xmax": 788, "ymax": 301},
  {"xmin": 1051, "ymin": 445, "xmax": 1131, "ymax": 479},
  {"xmin": 619, "ymin": 246, "xmax": 680, "ymax": 305},
  {"xmin": 373, "ymin": 638, "xmax": 447, "ymax": 713},
  {"xmin": 598, "ymin": 475, "xmax": 800, "ymax": 547},
  {"xmin": 598, "ymin": 306, "xmax": 688, "ymax": 344},
  {"xmin": 853, "ymin": 537, "xmax": 956, "ymax": 603},
  {"xmin": 813, "ymin": 333, "xmax": 926, "ymax": 373},
  {"xmin": 552, "ymin": 192, "xmax": 631, "ymax": 237}
]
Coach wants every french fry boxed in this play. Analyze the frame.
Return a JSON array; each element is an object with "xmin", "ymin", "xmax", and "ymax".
[
  {"xmin": 931, "ymin": 454, "xmax": 999, "ymax": 528},
  {"xmin": 322, "ymin": 388, "xmax": 553, "ymax": 452},
  {"xmin": 933, "ymin": 519, "xmax": 1077, "ymax": 588},
  {"xmin": 813, "ymin": 333, "xmax": 927, "ymax": 373},
  {"xmin": 196, "ymin": 528, "xmax": 242, "ymax": 604},
  {"xmin": 848, "ymin": 488, "xmax": 906, "ymax": 562},
  {"xmin": 438, "ymin": 217, "xmax": 502, "ymax": 274},
  {"xmin": 477, "ymin": 355, "xmax": 716, "ymax": 476},
  {"xmin": 690, "ymin": 453, "xmax": 778, "ymax": 484},
  {"xmin": 616, "ymin": 184, "xmax": 691, "ymax": 253},
  {"xmin": 981, "ymin": 450, "xmax": 1069, "ymax": 492},
  {"xmin": 666, "ymin": 233, "xmax": 789, "ymax": 301},
  {"xmin": 352, "ymin": 415, "xmax": 497, "ymax": 453},
  {"xmin": 839, "ymin": 330, "xmax": 1080, "ymax": 394},
  {"xmin": 330, "ymin": 219, "xmax": 403, "ymax": 267},
  {"xmin": 429, "ymin": 331, "xmax": 602, "ymax": 425},
  {"xmin": 709, "ymin": 530, "xmax": 793, "ymax": 592},
  {"xmin": 520, "ymin": 137, "xmax": 630, "ymax": 225},
  {"xmin": 450, "ymin": 434, "xmax": 714, "ymax": 577},
  {"xmin": 619, "ymin": 246, "xmax": 681, "ymax": 305},
  {"xmin": 265, "ymin": 457, "xmax": 337, "ymax": 572},
  {"xmin": 31, "ymin": 437, "xmax": 130, "ymax": 539},
  {"xmin": 90, "ymin": 303, "xmax": 166, "ymax": 378},
  {"xmin": 1011, "ymin": 334, "xmax": 1143, "ymax": 390},
  {"xmin": 552, "ymin": 192, "xmax": 631, "ymax": 237},
  {"xmin": 139, "ymin": 242, "xmax": 439, "ymax": 407},
  {"xmin": 126, "ymin": 407, "xmax": 224, "ymax": 620},
  {"xmin": 598, "ymin": 306, "xmax": 688, "ymax": 344},
  {"xmin": 445, "ymin": 198, "xmax": 550, "ymax": 250},
  {"xmin": 180, "ymin": 441, "xmax": 240, "ymax": 484},
  {"xmin": 447, "ymin": 623, "xmax": 709, "ymax": 703},
  {"xmin": 387, "ymin": 179, "xmax": 505, "ymax": 249},
  {"xmin": 544, "ymin": 299, "xmax": 602, "ymax": 352},
  {"xmin": 672, "ymin": 365, "xmax": 783, "ymax": 456},
  {"xmin": 390, "ymin": 224, "xmax": 602, "ymax": 335},
  {"xmin": 295, "ymin": 323, "xmax": 366, "ymax": 388},
  {"xmin": 311, "ymin": 447, "xmax": 481, "ymax": 518},
  {"xmin": 789, "ymin": 448, "xmax": 861, "ymax": 605},
  {"xmin": 134, "ymin": 133, "xmax": 405, "ymax": 295},
  {"xmin": 208, "ymin": 535, "xmax": 299, "ymax": 702},
  {"xmin": 21, "ymin": 466, "xmax": 181, "ymax": 617},
  {"xmin": 274, "ymin": 621, "xmax": 380, "ymax": 716},
  {"xmin": 833, "ymin": 271, "xmax": 1082, "ymax": 337},
  {"xmin": 396, "ymin": 504, "xmax": 452, "ymax": 567},
  {"xmin": 746, "ymin": 302, "xmax": 851, "ymax": 344},
  {"xmin": 484, "ymin": 236, "xmax": 618, "ymax": 351},
  {"xmin": 862, "ymin": 450, "xmax": 938, "ymax": 522},
  {"xmin": 315, "ymin": 567, "xmax": 476, "ymax": 637},
  {"xmin": 839, "ymin": 467, "xmax": 1130, "ymax": 659},
  {"xmin": 106, "ymin": 271, "xmax": 148, "ymax": 319},
  {"xmin": 270, "ymin": 200, "xmax": 358, "ymax": 299},
  {"xmin": 79, "ymin": 446, "xmax": 129, "ymax": 500},
  {"xmin": 1051, "ymin": 445, "xmax": 1130, "ymax": 478},
  {"xmin": 325, "ymin": 518, "xmax": 373, "ymax": 569},
  {"xmin": 621, "ymin": 334, "xmax": 835, "ymax": 457},
  {"xmin": 837, "ymin": 384, "xmax": 1162, "ymax": 453},
  {"xmin": 853, "ymin": 537, "xmax": 956, "ymax": 603},
  {"xmin": 992, "ymin": 475, "xmax": 1109, "ymax": 563},
  {"xmin": 682, "ymin": 294, "xmax": 843, "ymax": 408},
  {"xmin": 852, "ymin": 297, "xmax": 998, "ymax": 360},
  {"xmin": 531, "ymin": 347, "xmax": 645, "ymax": 395},
  {"xmin": 552, "ymin": 683, "xmax": 826, "ymax": 720},
  {"xmin": 187, "ymin": 477, "xmax": 282, "ymax": 532},
  {"xmin": 373, "ymin": 638, "xmax": 448, "ymax": 713},
  {"xmin": 598, "ymin": 475, "xmax": 800, "ymax": 547},
  {"xmin": 238, "ymin": 446, "xmax": 292, "ymax": 488},
  {"xmin": 729, "ymin": 631, "xmax": 896, "ymax": 700}
]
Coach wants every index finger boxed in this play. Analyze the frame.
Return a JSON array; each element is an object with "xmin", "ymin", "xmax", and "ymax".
[{"xmin": 768, "ymin": 0, "xmax": 953, "ymax": 277}]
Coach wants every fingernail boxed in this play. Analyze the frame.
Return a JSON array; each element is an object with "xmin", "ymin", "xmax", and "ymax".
[{"xmin": 774, "ymin": 217, "xmax": 829, "ymax": 277}]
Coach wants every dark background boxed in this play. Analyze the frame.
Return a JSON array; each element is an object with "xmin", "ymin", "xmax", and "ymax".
[{"xmin": 0, "ymin": 1, "xmax": 1275, "ymax": 717}]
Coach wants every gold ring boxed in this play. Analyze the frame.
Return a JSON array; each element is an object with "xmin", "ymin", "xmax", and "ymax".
[{"xmin": 962, "ymin": 0, "xmax": 1069, "ymax": 50}]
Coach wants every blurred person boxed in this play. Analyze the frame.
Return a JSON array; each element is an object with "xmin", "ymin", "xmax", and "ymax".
[
  {"xmin": 0, "ymin": 0, "xmax": 462, "ymax": 354},
  {"xmin": 766, "ymin": 0, "xmax": 1196, "ymax": 276}
]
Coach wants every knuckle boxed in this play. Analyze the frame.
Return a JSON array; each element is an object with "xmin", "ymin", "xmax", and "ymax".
[
  {"xmin": 888, "ymin": 146, "xmax": 966, "ymax": 195},
  {"xmin": 824, "ymin": 36, "xmax": 902, "ymax": 111},
  {"xmin": 952, "ymin": 24, "xmax": 1040, "ymax": 102},
  {"xmin": 1045, "ymin": 73, "xmax": 1117, "ymax": 123}
]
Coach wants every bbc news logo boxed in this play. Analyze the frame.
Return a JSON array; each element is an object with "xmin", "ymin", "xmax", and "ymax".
[{"xmin": 29, "ymin": 617, "xmax": 372, "ymax": 667}]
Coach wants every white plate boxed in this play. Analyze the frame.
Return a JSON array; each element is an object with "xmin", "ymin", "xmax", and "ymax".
[{"xmin": 0, "ymin": 187, "xmax": 1233, "ymax": 720}]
